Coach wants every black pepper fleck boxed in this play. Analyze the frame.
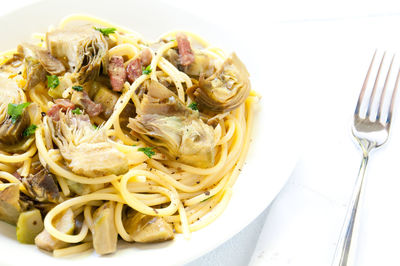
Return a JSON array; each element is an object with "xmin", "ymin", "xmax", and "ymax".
[
  {"xmin": 204, "ymin": 191, "xmax": 210, "ymax": 196},
  {"xmin": 33, "ymin": 221, "xmax": 37, "ymax": 225},
  {"xmin": 41, "ymin": 112, "xmax": 46, "ymax": 117},
  {"xmin": 196, "ymin": 181, "xmax": 200, "ymax": 184}
]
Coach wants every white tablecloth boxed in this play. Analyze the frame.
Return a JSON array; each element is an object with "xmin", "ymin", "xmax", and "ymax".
[{"xmin": 3, "ymin": 1, "xmax": 400, "ymax": 265}]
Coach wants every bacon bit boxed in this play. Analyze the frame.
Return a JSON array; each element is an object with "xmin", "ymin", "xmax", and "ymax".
[
  {"xmin": 140, "ymin": 48, "xmax": 153, "ymax": 66},
  {"xmin": 126, "ymin": 58, "xmax": 142, "ymax": 83},
  {"xmin": 176, "ymin": 32, "xmax": 194, "ymax": 66},
  {"xmin": 74, "ymin": 91, "xmax": 103, "ymax": 117},
  {"xmin": 108, "ymin": 56, "xmax": 126, "ymax": 91},
  {"xmin": 47, "ymin": 99, "xmax": 75, "ymax": 121}
]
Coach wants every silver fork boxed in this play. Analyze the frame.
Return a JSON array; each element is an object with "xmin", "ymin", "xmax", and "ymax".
[{"xmin": 332, "ymin": 51, "xmax": 400, "ymax": 266}]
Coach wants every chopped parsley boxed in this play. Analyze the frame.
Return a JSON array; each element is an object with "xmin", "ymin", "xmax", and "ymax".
[
  {"xmin": 142, "ymin": 65, "xmax": 152, "ymax": 75},
  {"xmin": 188, "ymin": 102, "xmax": 198, "ymax": 111},
  {"xmin": 47, "ymin": 75, "xmax": 59, "ymax": 89},
  {"xmin": 72, "ymin": 85, "xmax": 83, "ymax": 92},
  {"xmin": 92, "ymin": 124, "xmax": 98, "ymax": 130},
  {"xmin": 7, "ymin": 102, "xmax": 31, "ymax": 123},
  {"xmin": 23, "ymin": 124, "xmax": 37, "ymax": 137},
  {"xmin": 71, "ymin": 107, "xmax": 82, "ymax": 115},
  {"xmin": 138, "ymin": 147, "xmax": 155, "ymax": 158},
  {"xmin": 94, "ymin": 27, "xmax": 116, "ymax": 37}
]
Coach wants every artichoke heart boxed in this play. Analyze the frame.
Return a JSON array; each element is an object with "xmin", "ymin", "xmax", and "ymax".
[
  {"xmin": 0, "ymin": 75, "xmax": 31, "ymax": 152},
  {"xmin": 48, "ymin": 111, "xmax": 128, "ymax": 177},
  {"xmin": 128, "ymin": 80, "xmax": 216, "ymax": 168},
  {"xmin": 183, "ymin": 50, "xmax": 215, "ymax": 78},
  {"xmin": 92, "ymin": 202, "xmax": 118, "ymax": 255},
  {"xmin": 0, "ymin": 183, "xmax": 21, "ymax": 225},
  {"xmin": 187, "ymin": 52, "xmax": 250, "ymax": 113},
  {"xmin": 123, "ymin": 212, "xmax": 174, "ymax": 243},
  {"xmin": 46, "ymin": 25, "xmax": 108, "ymax": 83},
  {"xmin": 23, "ymin": 168, "xmax": 60, "ymax": 203}
]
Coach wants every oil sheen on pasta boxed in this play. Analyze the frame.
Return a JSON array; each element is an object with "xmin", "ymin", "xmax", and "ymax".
[{"xmin": 0, "ymin": 14, "xmax": 259, "ymax": 256}]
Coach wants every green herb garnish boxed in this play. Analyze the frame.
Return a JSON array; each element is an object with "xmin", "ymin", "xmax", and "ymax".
[
  {"xmin": 72, "ymin": 85, "xmax": 83, "ymax": 92},
  {"xmin": 92, "ymin": 124, "xmax": 98, "ymax": 130},
  {"xmin": 23, "ymin": 124, "xmax": 37, "ymax": 137},
  {"xmin": 142, "ymin": 65, "xmax": 152, "ymax": 75},
  {"xmin": 7, "ymin": 102, "xmax": 31, "ymax": 123},
  {"xmin": 138, "ymin": 147, "xmax": 155, "ymax": 158},
  {"xmin": 188, "ymin": 102, "xmax": 198, "ymax": 111},
  {"xmin": 47, "ymin": 75, "xmax": 59, "ymax": 89},
  {"xmin": 94, "ymin": 27, "xmax": 116, "ymax": 37},
  {"xmin": 71, "ymin": 107, "xmax": 82, "ymax": 115}
]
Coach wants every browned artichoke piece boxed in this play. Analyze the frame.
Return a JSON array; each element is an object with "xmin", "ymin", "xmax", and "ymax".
[
  {"xmin": 0, "ymin": 109, "xmax": 30, "ymax": 145},
  {"xmin": 123, "ymin": 212, "xmax": 174, "ymax": 243},
  {"xmin": 24, "ymin": 56, "xmax": 47, "ymax": 90},
  {"xmin": 187, "ymin": 52, "xmax": 251, "ymax": 113},
  {"xmin": 46, "ymin": 25, "xmax": 109, "ymax": 83},
  {"xmin": 0, "ymin": 183, "xmax": 21, "ymax": 225},
  {"xmin": 22, "ymin": 168, "xmax": 60, "ymax": 203}
]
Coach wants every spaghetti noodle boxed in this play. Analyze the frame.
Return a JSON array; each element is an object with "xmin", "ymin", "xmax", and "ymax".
[{"xmin": 0, "ymin": 14, "xmax": 259, "ymax": 256}]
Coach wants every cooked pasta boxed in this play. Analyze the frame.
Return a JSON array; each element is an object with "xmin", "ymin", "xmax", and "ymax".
[{"xmin": 0, "ymin": 14, "xmax": 259, "ymax": 256}]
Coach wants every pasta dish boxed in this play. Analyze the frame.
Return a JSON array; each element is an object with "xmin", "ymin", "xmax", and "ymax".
[{"xmin": 0, "ymin": 15, "xmax": 259, "ymax": 256}]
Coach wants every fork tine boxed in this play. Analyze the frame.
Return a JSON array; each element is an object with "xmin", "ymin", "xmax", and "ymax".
[
  {"xmin": 366, "ymin": 51, "xmax": 386, "ymax": 118},
  {"xmin": 377, "ymin": 54, "xmax": 395, "ymax": 121},
  {"xmin": 386, "ymin": 65, "xmax": 400, "ymax": 127},
  {"xmin": 355, "ymin": 50, "xmax": 377, "ymax": 116}
]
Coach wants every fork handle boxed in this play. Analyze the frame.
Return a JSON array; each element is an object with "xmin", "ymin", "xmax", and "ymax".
[{"xmin": 332, "ymin": 154, "xmax": 369, "ymax": 266}]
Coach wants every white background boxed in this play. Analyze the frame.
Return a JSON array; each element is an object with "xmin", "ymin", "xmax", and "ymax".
[{"xmin": 3, "ymin": 1, "xmax": 400, "ymax": 265}]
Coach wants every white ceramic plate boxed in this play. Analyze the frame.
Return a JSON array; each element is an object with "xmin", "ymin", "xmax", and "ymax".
[{"xmin": 0, "ymin": 1, "xmax": 298, "ymax": 265}]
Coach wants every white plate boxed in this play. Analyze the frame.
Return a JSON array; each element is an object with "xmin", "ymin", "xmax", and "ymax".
[{"xmin": 0, "ymin": 1, "xmax": 298, "ymax": 265}]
